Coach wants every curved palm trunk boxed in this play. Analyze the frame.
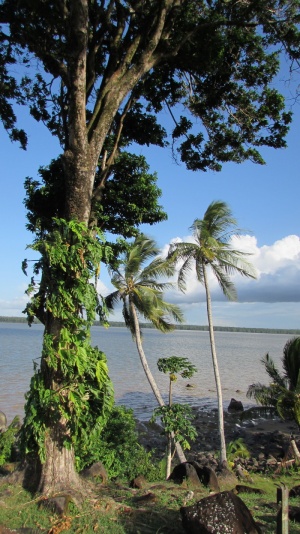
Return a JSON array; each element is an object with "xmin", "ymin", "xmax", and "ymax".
[
  {"xmin": 203, "ymin": 264, "xmax": 227, "ymax": 467},
  {"xmin": 130, "ymin": 301, "xmax": 186, "ymax": 464}
]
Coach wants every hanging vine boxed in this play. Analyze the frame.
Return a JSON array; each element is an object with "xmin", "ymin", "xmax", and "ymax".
[{"xmin": 20, "ymin": 219, "xmax": 114, "ymax": 468}]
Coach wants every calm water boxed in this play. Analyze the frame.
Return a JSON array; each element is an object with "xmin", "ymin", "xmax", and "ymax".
[{"xmin": 0, "ymin": 323, "xmax": 293, "ymax": 423}]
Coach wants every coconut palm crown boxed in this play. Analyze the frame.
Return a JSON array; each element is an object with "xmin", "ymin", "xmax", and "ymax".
[
  {"xmin": 168, "ymin": 200, "xmax": 257, "ymax": 297},
  {"xmin": 105, "ymin": 234, "xmax": 184, "ymax": 335}
]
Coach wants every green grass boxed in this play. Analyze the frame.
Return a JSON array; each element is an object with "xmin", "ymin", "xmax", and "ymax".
[{"xmin": 1, "ymin": 468, "xmax": 300, "ymax": 533}]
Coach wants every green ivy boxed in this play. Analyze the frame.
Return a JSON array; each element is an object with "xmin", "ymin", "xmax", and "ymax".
[{"xmin": 21, "ymin": 219, "xmax": 114, "ymax": 465}]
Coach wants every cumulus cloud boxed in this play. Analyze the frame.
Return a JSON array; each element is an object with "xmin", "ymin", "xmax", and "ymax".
[{"xmin": 165, "ymin": 234, "xmax": 300, "ymax": 305}]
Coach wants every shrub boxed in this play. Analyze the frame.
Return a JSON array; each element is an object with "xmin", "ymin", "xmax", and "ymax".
[
  {"xmin": 75, "ymin": 405, "xmax": 160, "ymax": 481},
  {"xmin": 0, "ymin": 416, "xmax": 20, "ymax": 466}
]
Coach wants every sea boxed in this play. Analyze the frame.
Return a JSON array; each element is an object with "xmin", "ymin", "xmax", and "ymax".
[{"xmin": 0, "ymin": 322, "xmax": 294, "ymax": 424}]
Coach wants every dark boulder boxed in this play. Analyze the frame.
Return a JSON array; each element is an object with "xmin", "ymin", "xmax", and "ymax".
[
  {"xmin": 181, "ymin": 490, "xmax": 262, "ymax": 533},
  {"xmin": 290, "ymin": 484, "xmax": 300, "ymax": 498},
  {"xmin": 169, "ymin": 462, "xmax": 202, "ymax": 487},
  {"xmin": 228, "ymin": 398, "xmax": 244, "ymax": 412},
  {"xmin": 189, "ymin": 461, "xmax": 220, "ymax": 492}
]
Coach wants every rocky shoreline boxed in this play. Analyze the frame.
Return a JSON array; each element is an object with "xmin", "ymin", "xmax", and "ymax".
[{"xmin": 136, "ymin": 405, "xmax": 300, "ymax": 472}]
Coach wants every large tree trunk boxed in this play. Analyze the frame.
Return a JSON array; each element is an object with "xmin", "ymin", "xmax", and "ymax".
[
  {"xmin": 203, "ymin": 264, "xmax": 227, "ymax": 467},
  {"xmin": 38, "ymin": 427, "xmax": 81, "ymax": 495},
  {"xmin": 130, "ymin": 301, "xmax": 186, "ymax": 464},
  {"xmin": 36, "ymin": 317, "xmax": 84, "ymax": 495}
]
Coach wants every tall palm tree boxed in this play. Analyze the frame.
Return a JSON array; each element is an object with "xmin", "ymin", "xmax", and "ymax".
[
  {"xmin": 105, "ymin": 234, "xmax": 186, "ymax": 462},
  {"xmin": 167, "ymin": 200, "xmax": 257, "ymax": 466}
]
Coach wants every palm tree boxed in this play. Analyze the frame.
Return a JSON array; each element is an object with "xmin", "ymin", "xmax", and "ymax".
[
  {"xmin": 247, "ymin": 337, "xmax": 300, "ymax": 461},
  {"xmin": 105, "ymin": 234, "xmax": 186, "ymax": 462},
  {"xmin": 247, "ymin": 337, "xmax": 300, "ymax": 427},
  {"xmin": 167, "ymin": 200, "xmax": 257, "ymax": 466}
]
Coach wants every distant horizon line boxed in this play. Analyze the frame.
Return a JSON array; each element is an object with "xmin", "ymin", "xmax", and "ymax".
[{"xmin": 0, "ymin": 316, "xmax": 299, "ymax": 335}]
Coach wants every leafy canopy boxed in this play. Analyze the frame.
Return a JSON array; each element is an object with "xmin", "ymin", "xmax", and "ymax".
[{"xmin": 1, "ymin": 0, "xmax": 300, "ymax": 173}]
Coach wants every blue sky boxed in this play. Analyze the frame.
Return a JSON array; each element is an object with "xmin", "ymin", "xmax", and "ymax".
[{"xmin": 1, "ymin": 67, "xmax": 299, "ymax": 329}]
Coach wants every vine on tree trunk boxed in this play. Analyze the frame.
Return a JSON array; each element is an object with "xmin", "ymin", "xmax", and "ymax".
[{"xmin": 20, "ymin": 219, "xmax": 114, "ymax": 469}]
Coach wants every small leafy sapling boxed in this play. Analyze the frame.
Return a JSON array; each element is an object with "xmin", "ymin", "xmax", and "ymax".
[{"xmin": 151, "ymin": 356, "xmax": 197, "ymax": 478}]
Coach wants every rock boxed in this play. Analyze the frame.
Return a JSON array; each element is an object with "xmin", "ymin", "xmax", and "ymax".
[
  {"xmin": 288, "ymin": 506, "xmax": 300, "ymax": 523},
  {"xmin": 289, "ymin": 484, "xmax": 300, "ymax": 498},
  {"xmin": 169, "ymin": 462, "xmax": 202, "ymax": 487},
  {"xmin": 130, "ymin": 475, "xmax": 147, "ymax": 489},
  {"xmin": 80, "ymin": 461, "xmax": 107, "ymax": 483},
  {"xmin": 266, "ymin": 455, "xmax": 277, "ymax": 466},
  {"xmin": 180, "ymin": 490, "xmax": 262, "ymax": 533},
  {"xmin": 228, "ymin": 399, "xmax": 244, "ymax": 412},
  {"xmin": 0, "ymin": 412, "xmax": 7, "ymax": 432},
  {"xmin": 189, "ymin": 461, "xmax": 220, "ymax": 492}
]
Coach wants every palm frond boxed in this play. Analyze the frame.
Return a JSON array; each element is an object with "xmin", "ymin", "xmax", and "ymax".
[
  {"xmin": 282, "ymin": 337, "xmax": 300, "ymax": 390},
  {"xmin": 104, "ymin": 290, "xmax": 121, "ymax": 312},
  {"xmin": 123, "ymin": 234, "xmax": 158, "ymax": 278},
  {"xmin": 142, "ymin": 257, "xmax": 175, "ymax": 281},
  {"xmin": 246, "ymin": 382, "xmax": 280, "ymax": 407},
  {"xmin": 209, "ymin": 262, "xmax": 237, "ymax": 300},
  {"xmin": 261, "ymin": 353, "xmax": 286, "ymax": 388},
  {"xmin": 177, "ymin": 255, "xmax": 196, "ymax": 291},
  {"xmin": 217, "ymin": 249, "xmax": 257, "ymax": 280}
]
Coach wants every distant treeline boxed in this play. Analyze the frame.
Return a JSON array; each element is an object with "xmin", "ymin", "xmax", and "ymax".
[{"xmin": 1, "ymin": 316, "xmax": 300, "ymax": 335}]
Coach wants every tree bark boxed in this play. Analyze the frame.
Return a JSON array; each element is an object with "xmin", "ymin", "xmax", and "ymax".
[
  {"xmin": 130, "ymin": 300, "xmax": 186, "ymax": 464},
  {"xmin": 38, "ymin": 427, "xmax": 81, "ymax": 495},
  {"xmin": 203, "ymin": 263, "xmax": 227, "ymax": 467},
  {"xmin": 37, "ymin": 317, "xmax": 84, "ymax": 495}
]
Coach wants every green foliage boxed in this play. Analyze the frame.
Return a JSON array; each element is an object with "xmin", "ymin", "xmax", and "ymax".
[
  {"xmin": 3, "ymin": 1, "xmax": 300, "ymax": 171},
  {"xmin": 168, "ymin": 200, "xmax": 257, "ymax": 297},
  {"xmin": 21, "ymin": 219, "xmax": 114, "ymax": 463},
  {"xmin": 226, "ymin": 438, "xmax": 250, "ymax": 462},
  {"xmin": 247, "ymin": 337, "xmax": 300, "ymax": 427},
  {"xmin": 152, "ymin": 356, "xmax": 197, "ymax": 455},
  {"xmin": 0, "ymin": 37, "xmax": 27, "ymax": 149},
  {"xmin": 157, "ymin": 356, "xmax": 197, "ymax": 382},
  {"xmin": 23, "ymin": 218, "xmax": 112, "ymax": 326},
  {"xmin": 151, "ymin": 404, "xmax": 197, "ymax": 451},
  {"xmin": 0, "ymin": 417, "xmax": 20, "ymax": 466},
  {"xmin": 106, "ymin": 234, "xmax": 184, "ymax": 336},
  {"xmin": 79, "ymin": 405, "xmax": 160, "ymax": 481},
  {"xmin": 24, "ymin": 153, "xmax": 167, "ymax": 247}
]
